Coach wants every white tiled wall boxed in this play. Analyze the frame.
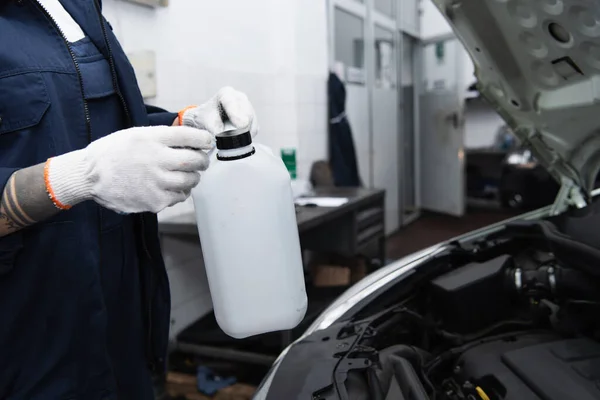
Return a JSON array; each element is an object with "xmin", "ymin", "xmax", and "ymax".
[
  {"xmin": 400, "ymin": 0, "xmax": 422, "ymax": 37},
  {"xmin": 420, "ymin": 0, "xmax": 453, "ymax": 39},
  {"xmin": 296, "ymin": 75, "xmax": 329, "ymax": 180},
  {"xmin": 103, "ymin": 0, "xmax": 329, "ymax": 181},
  {"xmin": 102, "ymin": 0, "xmax": 328, "ymax": 336}
]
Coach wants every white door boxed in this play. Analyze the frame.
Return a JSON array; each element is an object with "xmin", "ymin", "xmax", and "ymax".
[
  {"xmin": 372, "ymin": 24, "xmax": 399, "ymax": 234},
  {"xmin": 419, "ymin": 37, "xmax": 466, "ymax": 217},
  {"xmin": 330, "ymin": 3, "xmax": 370, "ymax": 187},
  {"xmin": 400, "ymin": 33, "xmax": 420, "ymax": 225},
  {"xmin": 330, "ymin": 0, "xmax": 402, "ymax": 234}
]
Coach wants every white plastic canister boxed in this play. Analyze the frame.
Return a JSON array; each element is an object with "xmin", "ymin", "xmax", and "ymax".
[{"xmin": 191, "ymin": 129, "xmax": 307, "ymax": 338}]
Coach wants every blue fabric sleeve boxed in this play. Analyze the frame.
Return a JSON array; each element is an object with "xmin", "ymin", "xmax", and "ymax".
[{"xmin": 146, "ymin": 105, "xmax": 178, "ymax": 127}]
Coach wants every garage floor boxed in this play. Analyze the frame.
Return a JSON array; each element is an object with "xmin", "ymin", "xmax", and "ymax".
[{"xmin": 387, "ymin": 206, "xmax": 519, "ymax": 260}]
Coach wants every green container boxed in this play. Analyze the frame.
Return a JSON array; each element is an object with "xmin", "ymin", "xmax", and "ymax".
[{"xmin": 281, "ymin": 148, "xmax": 297, "ymax": 180}]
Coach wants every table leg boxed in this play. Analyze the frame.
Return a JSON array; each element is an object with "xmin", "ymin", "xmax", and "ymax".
[{"xmin": 379, "ymin": 236, "xmax": 387, "ymax": 268}]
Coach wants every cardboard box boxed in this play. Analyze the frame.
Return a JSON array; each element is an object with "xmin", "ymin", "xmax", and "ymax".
[
  {"xmin": 312, "ymin": 265, "xmax": 351, "ymax": 287},
  {"xmin": 310, "ymin": 252, "xmax": 369, "ymax": 287},
  {"xmin": 351, "ymin": 258, "xmax": 368, "ymax": 283},
  {"xmin": 166, "ymin": 372, "xmax": 197, "ymax": 386}
]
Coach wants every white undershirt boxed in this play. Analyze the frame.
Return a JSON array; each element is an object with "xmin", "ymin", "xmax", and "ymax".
[{"xmin": 37, "ymin": 0, "xmax": 86, "ymax": 43}]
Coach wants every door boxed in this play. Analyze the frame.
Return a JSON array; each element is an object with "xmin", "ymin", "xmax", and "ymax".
[
  {"xmin": 419, "ymin": 37, "xmax": 466, "ymax": 217},
  {"xmin": 330, "ymin": 3, "xmax": 370, "ymax": 187},
  {"xmin": 399, "ymin": 33, "xmax": 420, "ymax": 225},
  {"xmin": 329, "ymin": 0, "xmax": 402, "ymax": 234},
  {"xmin": 372, "ymin": 24, "xmax": 399, "ymax": 234}
]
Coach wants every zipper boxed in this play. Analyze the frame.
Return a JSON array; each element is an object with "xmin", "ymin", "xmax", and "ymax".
[
  {"xmin": 32, "ymin": 0, "xmax": 119, "ymax": 383},
  {"xmin": 31, "ymin": 0, "xmax": 100, "ymax": 271},
  {"xmin": 37, "ymin": 0, "xmax": 157, "ymax": 370},
  {"xmin": 33, "ymin": 0, "xmax": 92, "ymax": 143},
  {"xmin": 31, "ymin": 2, "xmax": 102, "ymax": 288},
  {"xmin": 90, "ymin": 1, "xmax": 158, "ymax": 370}
]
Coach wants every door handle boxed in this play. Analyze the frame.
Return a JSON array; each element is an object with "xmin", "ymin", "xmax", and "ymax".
[{"xmin": 446, "ymin": 112, "xmax": 461, "ymax": 129}]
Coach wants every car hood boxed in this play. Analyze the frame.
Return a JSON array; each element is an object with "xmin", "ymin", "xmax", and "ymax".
[{"xmin": 434, "ymin": 0, "xmax": 600, "ymax": 205}]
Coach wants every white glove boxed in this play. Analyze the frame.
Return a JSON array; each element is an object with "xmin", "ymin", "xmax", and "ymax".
[
  {"xmin": 45, "ymin": 126, "xmax": 213, "ymax": 214},
  {"xmin": 181, "ymin": 87, "xmax": 259, "ymax": 137}
]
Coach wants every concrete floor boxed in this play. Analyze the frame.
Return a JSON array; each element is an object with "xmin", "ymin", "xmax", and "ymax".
[{"xmin": 387, "ymin": 207, "xmax": 519, "ymax": 260}]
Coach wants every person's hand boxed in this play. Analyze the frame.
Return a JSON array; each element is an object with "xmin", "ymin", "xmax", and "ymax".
[
  {"xmin": 177, "ymin": 87, "xmax": 259, "ymax": 137},
  {"xmin": 45, "ymin": 126, "xmax": 213, "ymax": 214}
]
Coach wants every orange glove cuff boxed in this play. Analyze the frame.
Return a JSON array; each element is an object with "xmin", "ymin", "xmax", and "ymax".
[
  {"xmin": 44, "ymin": 158, "xmax": 72, "ymax": 210},
  {"xmin": 178, "ymin": 105, "xmax": 198, "ymax": 126}
]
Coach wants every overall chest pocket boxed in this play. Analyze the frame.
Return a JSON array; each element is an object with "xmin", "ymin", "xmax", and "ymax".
[
  {"xmin": 0, "ymin": 72, "xmax": 51, "ymax": 165},
  {"xmin": 0, "ymin": 72, "xmax": 50, "ymax": 136},
  {"xmin": 0, "ymin": 72, "xmax": 51, "ymax": 275}
]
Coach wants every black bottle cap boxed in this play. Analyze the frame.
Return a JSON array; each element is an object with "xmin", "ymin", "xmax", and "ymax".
[{"xmin": 216, "ymin": 128, "xmax": 252, "ymax": 150}]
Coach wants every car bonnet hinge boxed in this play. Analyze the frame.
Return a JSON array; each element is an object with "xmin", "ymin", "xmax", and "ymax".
[{"xmin": 550, "ymin": 179, "xmax": 587, "ymax": 216}]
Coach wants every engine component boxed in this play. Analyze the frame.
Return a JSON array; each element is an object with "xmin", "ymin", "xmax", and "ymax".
[
  {"xmin": 391, "ymin": 356, "xmax": 428, "ymax": 400},
  {"xmin": 376, "ymin": 345, "xmax": 432, "ymax": 400},
  {"xmin": 455, "ymin": 334, "xmax": 600, "ymax": 400},
  {"xmin": 430, "ymin": 255, "xmax": 513, "ymax": 333},
  {"xmin": 509, "ymin": 265, "xmax": 600, "ymax": 301}
]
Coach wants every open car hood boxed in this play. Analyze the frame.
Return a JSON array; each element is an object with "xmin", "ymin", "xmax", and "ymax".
[{"xmin": 434, "ymin": 0, "xmax": 600, "ymax": 208}]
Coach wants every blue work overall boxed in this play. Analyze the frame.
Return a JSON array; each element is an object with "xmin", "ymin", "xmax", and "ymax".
[{"xmin": 0, "ymin": 1, "xmax": 176, "ymax": 398}]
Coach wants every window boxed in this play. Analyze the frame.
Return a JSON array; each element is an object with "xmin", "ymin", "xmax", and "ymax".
[
  {"xmin": 334, "ymin": 8, "xmax": 365, "ymax": 84},
  {"xmin": 375, "ymin": 0, "xmax": 395, "ymax": 18},
  {"xmin": 375, "ymin": 26, "xmax": 396, "ymax": 88}
]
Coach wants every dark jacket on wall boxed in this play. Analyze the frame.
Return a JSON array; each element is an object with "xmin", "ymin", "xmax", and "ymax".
[{"xmin": 328, "ymin": 72, "xmax": 361, "ymax": 187}]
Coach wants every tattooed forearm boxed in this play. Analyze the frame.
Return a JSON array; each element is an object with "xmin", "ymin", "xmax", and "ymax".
[{"xmin": 0, "ymin": 163, "xmax": 61, "ymax": 237}]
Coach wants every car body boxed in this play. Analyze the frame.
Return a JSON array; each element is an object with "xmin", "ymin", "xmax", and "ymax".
[
  {"xmin": 255, "ymin": 198, "xmax": 600, "ymax": 399},
  {"xmin": 255, "ymin": 1, "xmax": 600, "ymax": 399}
]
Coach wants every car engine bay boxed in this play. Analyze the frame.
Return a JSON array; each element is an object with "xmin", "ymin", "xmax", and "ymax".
[
  {"xmin": 309, "ymin": 216, "xmax": 600, "ymax": 400},
  {"xmin": 367, "ymin": 251, "xmax": 600, "ymax": 400}
]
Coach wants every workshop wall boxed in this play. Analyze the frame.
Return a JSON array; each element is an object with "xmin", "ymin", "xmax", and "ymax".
[
  {"xmin": 420, "ymin": 0, "xmax": 452, "ymax": 39},
  {"xmin": 420, "ymin": 2, "xmax": 505, "ymax": 150},
  {"xmin": 420, "ymin": 0, "xmax": 475, "ymax": 94},
  {"xmin": 102, "ymin": 0, "xmax": 328, "ymax": 181},
  {"xmin": 464, "ymin": 98, "xmax": 506, "ymax": 149},
  {"xmin": 102, "ymin": 0, "xmax": 328, "ymax": 337}
]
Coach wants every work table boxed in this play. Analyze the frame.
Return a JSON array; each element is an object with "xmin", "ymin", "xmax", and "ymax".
[
  {"xmin": 160, "ymin": 187, "xmax": 387, "ymax": 366},
  {"xmin": 159, "ymin": 187, "xmax": 386, "ymax": 338},
  {"xmin": 158, "ymin": 187, "xmax": 385, "ymax": 236}
]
